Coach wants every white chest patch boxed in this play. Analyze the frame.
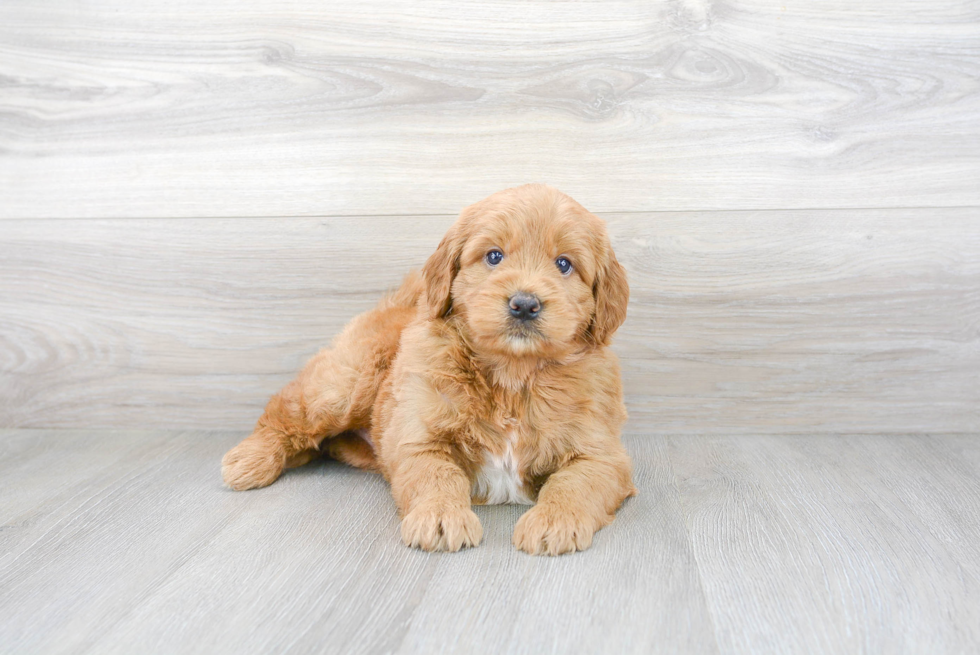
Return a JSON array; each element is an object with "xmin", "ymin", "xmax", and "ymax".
[{"xmin": 472, "ymin": 429, "xmax": 534, "ymax": 505}]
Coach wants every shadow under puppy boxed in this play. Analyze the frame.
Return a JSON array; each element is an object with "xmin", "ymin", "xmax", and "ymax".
[{"xmin": 222, "ymin": 184, "xmax": 636, "ymax": 555}]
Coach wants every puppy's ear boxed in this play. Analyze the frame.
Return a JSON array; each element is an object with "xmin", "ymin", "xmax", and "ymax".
[
  {"xmin": 421, "ymin": 222, "xmax": 465, "ymax": 319},
  {"xmin": 590, "ymin": 245, "xmax": 629, "ymax": 345}
]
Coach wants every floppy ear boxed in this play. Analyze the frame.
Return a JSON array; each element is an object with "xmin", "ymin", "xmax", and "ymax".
[
  {"xmin": 590, "ymin": 245, "xmax": 630, "ymax": 345},
  {"xmin": 421, "ymin": 222, "xmax": 465, "ymax": 320}
]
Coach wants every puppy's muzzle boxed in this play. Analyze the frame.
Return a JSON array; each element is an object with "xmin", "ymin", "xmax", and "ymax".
[{"xmin": 508, "ymin": 292, "xmax": 541, "ymax": 322}]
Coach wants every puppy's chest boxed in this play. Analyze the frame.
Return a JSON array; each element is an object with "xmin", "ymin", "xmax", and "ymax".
[{"xmin": 471, "ymin": 420, "xmax": 534, "ymax": 506}]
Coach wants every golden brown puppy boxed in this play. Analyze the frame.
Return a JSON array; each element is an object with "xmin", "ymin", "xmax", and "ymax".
[{"xmin": 222, "ymin": 184, "xmax": 635, "ymax": 555}]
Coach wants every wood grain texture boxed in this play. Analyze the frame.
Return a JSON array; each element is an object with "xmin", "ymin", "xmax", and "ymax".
[
  {"xmin": 2, "ymin": 430, "xmax": 979, "ymax": 654},
  {"xmin": 668, "ymin": 434, "xmax": 980, "ymax": 653},
  {"xmin": 1, "ymin": 209, "xmax": 977, "ymax": 433},
  {"xmin": 0, "ymin": 430, "xmax": 715, "ymax": 655},
  {"xmin": 1, "ymin": 0, "xmax": 979, "ymax": 218}
]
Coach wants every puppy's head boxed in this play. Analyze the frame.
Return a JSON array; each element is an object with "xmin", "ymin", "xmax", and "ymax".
[{"xmin": 422, "ymin": 184, "xmax": 628, "ymax": 358}]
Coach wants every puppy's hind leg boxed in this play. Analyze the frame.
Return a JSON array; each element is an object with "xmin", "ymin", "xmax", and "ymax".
[
  {"xmin": 225, "ymin": 345, "xmax": 386, "ymax": 491},
  {"xmin": 222, "ymin": 282, "xmax": 419, "ymax": 491},
  {"xmin": 221, "ymin": 361, "xmax": 353, "ymax": 491},
  {"xmin": 326, "ymin": 431, "xmax": 379, "ymax": 472}
]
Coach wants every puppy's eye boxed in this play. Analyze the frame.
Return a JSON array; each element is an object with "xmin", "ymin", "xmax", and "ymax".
[
  {"xmin": 555, "ymin": 257, "xmax": 573, "ymax": 275},
  {"xmin": 486, "ymin": 250, "xmax": 504, "ymax": 266}
]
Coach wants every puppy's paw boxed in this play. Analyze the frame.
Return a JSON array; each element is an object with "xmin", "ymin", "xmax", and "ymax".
[
  {"xmin": 513, "ymin": 504, "xmax": 602, "ymax": 556},
  {"xmin": 401, "ymin": 503, "xmax": 483, "ymax": 552},
  {"xmin": 221, "ymin": 436, "xmax": 285, "ymax": 491}
]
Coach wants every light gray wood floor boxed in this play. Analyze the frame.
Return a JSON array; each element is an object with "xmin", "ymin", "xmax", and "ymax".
[{"xmin": 2, "ymin": 430, "xmax": 979, "ymax": 654}]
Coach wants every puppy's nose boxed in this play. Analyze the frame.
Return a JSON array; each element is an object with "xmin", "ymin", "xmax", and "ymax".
[{"xmin": 508, "ymin": 292, "xmax": 541, "ymax": 321}]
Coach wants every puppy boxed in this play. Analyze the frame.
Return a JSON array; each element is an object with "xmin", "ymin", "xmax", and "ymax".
[{"xmin": 222, "ymin": 184, "xmax": 635, "ymax": 555}]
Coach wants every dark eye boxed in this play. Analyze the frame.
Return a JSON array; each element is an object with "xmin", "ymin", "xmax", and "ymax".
[
  {"xmin": 485, "ymin": 250, "xmax": 504, "ymax": 266},
  {"xmin": 555, "ymin": 257, "xmax": 572, "ymax": 275}
]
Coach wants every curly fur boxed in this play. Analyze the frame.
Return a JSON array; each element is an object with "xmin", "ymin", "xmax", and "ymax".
[{"xmin": 222, "ymin": 184, "xmax": 635, "ymax": 555}]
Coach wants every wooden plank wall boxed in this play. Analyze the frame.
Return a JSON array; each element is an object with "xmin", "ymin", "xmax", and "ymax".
[{"xmin": 1, "ymin": 0, "xmax": 978, "ymax": 432}]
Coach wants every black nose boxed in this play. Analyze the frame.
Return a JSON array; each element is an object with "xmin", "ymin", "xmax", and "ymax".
[{"xmin": 508, "ymin": 292, "xmax": 541, "ymax": 321}]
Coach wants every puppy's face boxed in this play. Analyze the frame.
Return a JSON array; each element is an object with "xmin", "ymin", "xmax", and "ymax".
[{"xmin": 422, "ymin": 185, "xmax": 629, "ymax": 359}]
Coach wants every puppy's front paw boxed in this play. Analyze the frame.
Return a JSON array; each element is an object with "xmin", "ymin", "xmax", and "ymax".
[
  {"xmin": 513, "ymin": 504, "xmax": 602, "ymax": 556},
  {"xmin": 401, "ymin": 503, "xmax": 483, "ymax": 552},
  {"xmin": 221, "ymin": 436, "xmax": 285, "ymax": 491}
]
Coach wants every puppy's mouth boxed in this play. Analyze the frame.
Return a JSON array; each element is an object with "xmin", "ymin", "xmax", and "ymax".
[
  {"xmin": 503, "ymin": 318, "xmax": 544, "ymax": 344},
  {"xmin": 506, "ymin": 320, "xmax": 540, "ymax": 337}
]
